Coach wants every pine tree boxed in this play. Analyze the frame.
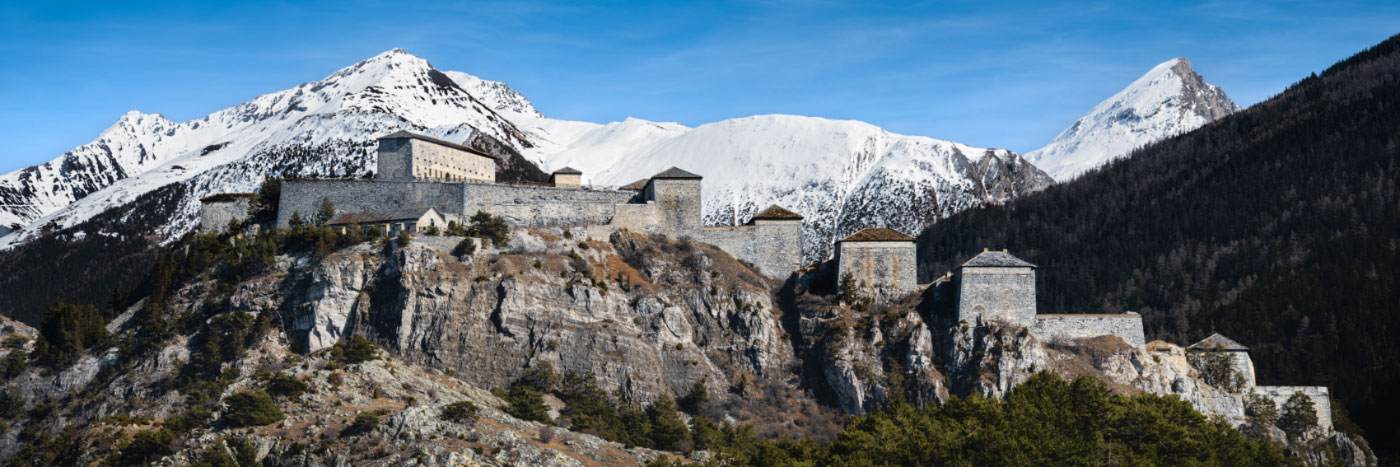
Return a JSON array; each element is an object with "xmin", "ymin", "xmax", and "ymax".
[
  {"xmin": 314, "ymin": 197, "xmax": 336, "ymax": 226},
  {"xmin": 1278, "ymin": 392, "xmax": 1318, "ymax": 440}
]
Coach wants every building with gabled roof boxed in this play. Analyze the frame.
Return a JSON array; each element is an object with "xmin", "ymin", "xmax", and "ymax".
[
  {"xmin": 955, "ymin": 249, "xmax": 1038, "ymax": 327},
  {"xmin": 376, "ymin": 130, "xmax": 496, "ymax": 182},
  {"xmin": 835, "ymin": 227, "xmax": 917, "ymax": 298},
  {"xmin": 326, "ymin": 207, "xmax": 449, "ymax": 234},
  {"xmin": 549, "ymin": 167, "xmax": 583, "ymax": 188}
]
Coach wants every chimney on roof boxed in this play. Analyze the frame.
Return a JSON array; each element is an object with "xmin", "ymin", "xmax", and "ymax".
[{"xmin": 983, "ymin": 247, "xmax": 989, "ymax": 253}]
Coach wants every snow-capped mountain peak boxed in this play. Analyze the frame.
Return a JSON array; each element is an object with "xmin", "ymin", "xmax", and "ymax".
[
  {"xmin": 1026, "ymin": 57, "xmax": 1240, "ymax": 181},
  {"xmin": 0, "ymin": 49, "xmax": 1052, "ymax": 263},
  {"xmin": 0, "ymin": 48, "xmax": 532, "ymax": 247}
]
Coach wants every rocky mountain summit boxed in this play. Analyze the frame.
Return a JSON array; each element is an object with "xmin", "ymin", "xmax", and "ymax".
[{"xmin": 1027, "ymin": 57, "xmax": 1241, "ymax": 181}]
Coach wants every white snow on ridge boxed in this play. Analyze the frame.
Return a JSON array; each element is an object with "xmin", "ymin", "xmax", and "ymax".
[
  {"xmin": 1027, "ymin": 58, "xmax": 1240, "ymax": 181},
  {"xmin": 0, "ymin": 49, "xmax": 530, "ymax": 249},
  {"xmin": 509, "ymin": 113, "xmax": 1045, "ymax": 259},
  {"xmin": 1, "ymin": 48, "xmax": 1065, "ymax": 262}
]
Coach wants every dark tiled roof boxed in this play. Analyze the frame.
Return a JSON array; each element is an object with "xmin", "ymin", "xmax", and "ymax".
[
  {"xmin": 839, "ymin": 228, "xmax": 914, "ymax": 242},
  {"xmin": 620, "ymin": 179, "xmax": 650, "ymax": 190},
  {"xmin": 199, "ymin": 193, "xmax": 256, "ymax": 202},
  {"xmin": 551, "ymin": 166, "xmax": 583, "ymax": 175},
  {"xmin": 749, "ymin": 205, "xmax": 804, "ymax": 222},
  {"xmin": 960, "ymin": 250, "xmax": 1036, "ymax": 268},
  {"xmin": 1188, "ymin": 333, "xmax": 1248, "ymax": 351},
  {"xmin": 650, "ymin": 167, "xmax": 703, "ymax": 179},
  {"xmin": 328, "ymin": 207, "xmax": 439, "ymax": 225},
  {"xmin": 377, "ymin": 130, "xmax": 496, "ymax": 160}
]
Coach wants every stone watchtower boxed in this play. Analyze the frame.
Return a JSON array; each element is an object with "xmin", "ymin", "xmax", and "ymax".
[
  {"xmin": 955, "ymin": 249, "xmax": 1037, "ymax": 327},
  {"xmin": 1188, "ymin": 333, "xmax": 1256, "ymax": 387},
  {"xmin": 375, "ymin": 130, "xmax": 497, "ymax": 182},
  {"xmin": 835, "ymin": 228, "xmax": 918, "ymax": 297},
  {"xmin": 644, "ymin": 167, "xmax": 703, "ymax": 234}
]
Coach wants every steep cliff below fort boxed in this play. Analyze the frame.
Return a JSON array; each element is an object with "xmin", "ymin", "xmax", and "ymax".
[{"xmin": 0, "ymin": 228, "xmax": 1372, "ymax": 465}]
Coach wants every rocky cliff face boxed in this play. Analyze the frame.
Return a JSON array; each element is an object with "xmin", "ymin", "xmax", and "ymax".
[{"xmin": 0, "ymin": 229, "xmax": 1373, "ymax": 465}]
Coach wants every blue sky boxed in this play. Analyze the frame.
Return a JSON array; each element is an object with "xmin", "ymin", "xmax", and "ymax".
[{"xmin": 1, "ymin": 1, "xmax": 1397, "ymax": 172}]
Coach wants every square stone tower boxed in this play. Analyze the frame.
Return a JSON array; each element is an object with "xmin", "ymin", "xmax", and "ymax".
[
  {"xmin": 836, "ymin": 228, "xmax": 918, "ymax": 298},
  {"xmin": 644, "ymin": 167, "xmax": 703, "ymax": 234},
  {"xmin": 375, "ymin": 131, "xmax": 496, "ymax": 182},
  {"xmin": 955, "ymin": 249, "xmax": 1037, "ymax": 327}
]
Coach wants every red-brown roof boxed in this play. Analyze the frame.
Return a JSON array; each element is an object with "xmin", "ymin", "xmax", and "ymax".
[
  {"xmin": 650, "ymin": 167, "xmax": 703, "ymax": 179},
  {"xmin": 748, "ymin": 205, "xmax": 804, "ymax": 222},
  {"xmin": 377, "ymin": 130, "xmax": 496, "ymax": 160},
  {"xmin": 199, "ymin": 193, "xmax": 256, "ymax": 202},
  {"xmin": 838, "ymin": 228, "xmax": 914, "ymax": 242},
  {"xmin": 327, "ymin": 207, "xmax": 439, "ymax": 225}
]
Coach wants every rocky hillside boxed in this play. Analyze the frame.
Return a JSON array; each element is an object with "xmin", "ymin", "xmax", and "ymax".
[
  {"xmin": 1027, "ymin": 57, "xmax": 1241, "ymax": 181},
  {"xmin": 0, "ymin": 222, "xmax": 1372, "ymax": 465}
]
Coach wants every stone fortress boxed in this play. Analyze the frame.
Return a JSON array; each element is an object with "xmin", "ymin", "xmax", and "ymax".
[
  {"xmin": 206, "ymin": 130, "xmax": 805, "ymax": 278},
  {"xmin": 201, "ymin": 130, "xmax": 1335, "ymax": 435}
]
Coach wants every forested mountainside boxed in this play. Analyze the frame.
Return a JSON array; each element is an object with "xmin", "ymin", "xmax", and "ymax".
[{"xmin": 916, "ymin": 33, "xmax": 1400, "ymax": 454}]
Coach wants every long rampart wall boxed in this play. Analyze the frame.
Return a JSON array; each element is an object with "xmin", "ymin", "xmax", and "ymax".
[
  {"xmin": 1031, "ymin": 314, "xmax": 1147, "ymax": 349},
  {"xmin": 278, "ymin": 180, "xmax": 463, "ymax": 227},
  {"xmin": 699, "ymin": 220, "xmax": 803, "ymax": 278},
  {"xmin": 276, "ymin": 178, "xmax": 803, "ymax": 279},
  {"xmin": 459, "ymin": 183, "xmax": 636, "ymax": 228}
]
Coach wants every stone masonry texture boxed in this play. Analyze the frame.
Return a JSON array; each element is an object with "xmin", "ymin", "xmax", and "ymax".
[
  {"xmin": 1030, "ymin": 314, "xmax": 1147, "ymax": 348},
  {"xmin": 1255, "ymin": 386, "xmax": 1333, "ymax": 432},
  {"xmin": 199, "ymin": 198, "xmax": 251, "ymax": 232},
  {"xmin": 837, "ymin": 241, "xmax": 917, "ymax": 297},
  {"xmin": 956, "ymin": 266, "xmax": 1037, "ymax": 327}
]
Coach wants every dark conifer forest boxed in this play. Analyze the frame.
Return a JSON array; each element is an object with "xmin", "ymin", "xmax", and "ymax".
[{"xmin": 916, "ymin": 33, "xmax": 1400, "ymax": 452}]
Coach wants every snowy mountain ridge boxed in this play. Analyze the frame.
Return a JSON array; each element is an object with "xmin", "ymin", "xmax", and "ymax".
[
  {"xmin": 0, "ymin": 49, "xmax": 1054, "ymax": 261},
  {"xmin": 0, "ymin": 50, "xmax": 1236, "ymax": 262},
  {"xmin": 0, "ymin": 49, "xmax": 532, "ymax": 248},
  {"xmin": 1026, "ymin": 57, "xmax": 1240, "ymax": 181},
  {"xmin": 514, "ymin": 113, "xmax": 1049, "ymax": 259}
]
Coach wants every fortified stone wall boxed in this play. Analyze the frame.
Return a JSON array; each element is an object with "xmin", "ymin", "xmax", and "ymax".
[
  {"xmin": 278, "ymin": 180, "xmax": 463, "ymax": 227},
  {"xmin": 647, "ymin": 179, "xmax": 702, "ymax": 234},
  {"xmin": 276, "ymin": 176, "xmax": 804, "ymax": 280},
  {"xmin": 459, "ymin": 184, "xmax": 636, "ymax": 228},
  {"xmin": 1254, "ymin": 386, "xmax": 1333, "ymax": 432},
  {"xmin": 1223, "ymin": 351, "xmax": 1258, "ymax": 387},
  {"xmin": 837, "ymin": 241, "xmax": 918, "ymax": 296},
  {"xmin": 956, "ymin": 268, "xmax": 1036, "ymax": 327},
  {"xmin": 1031, "ymin": 314, "xmax": 1147, "ymax": 349},
  {"xmin": 200, "ymin": 199, "xmax": 251, "ymax": 232},
  {"xmin": 376, "ymin": 138, "xmax": 412, "ymax": 180},
  {"xmin": 699, "ymin": 220, "xmax": 803, "ymax": 279}
]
